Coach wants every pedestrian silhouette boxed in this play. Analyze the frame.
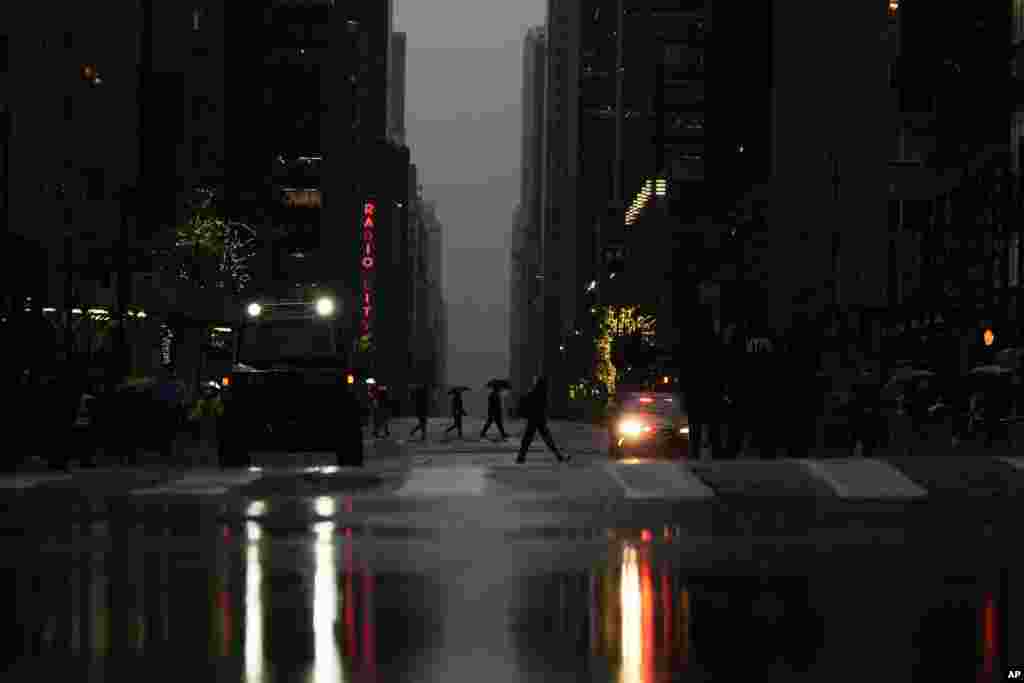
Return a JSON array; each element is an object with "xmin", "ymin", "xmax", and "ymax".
[
  {"xmin": 153, "ymin": 364, "xmax": 186, "ymax": 464},
  {"xmin": 480, "ymin": 385, "xmax": 508, "ymax": 440},
  {"xmin": 517, "ymin": 376, "xmax": 567, "ymax": 463},
  {"xmin": 444, "ymin": 389, "xmax": 467, "ymax": 439},
  {"xmin": 409, "ymin": 384, "xmax": 430, "ymax": 441},
  {"xmin": 372, "ymin": 385, "xmax": 391, "ymax": 438}
]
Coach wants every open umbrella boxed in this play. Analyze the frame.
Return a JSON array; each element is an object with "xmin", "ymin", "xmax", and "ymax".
[{"xmin": 485, "ymin": 379, "xmax": 512, "ymax": 391}]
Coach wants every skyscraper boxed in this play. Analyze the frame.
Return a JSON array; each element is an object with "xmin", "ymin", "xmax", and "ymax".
[{"xmin": 389, "ymin": 31, "xmax": 407, "ymax": 146}]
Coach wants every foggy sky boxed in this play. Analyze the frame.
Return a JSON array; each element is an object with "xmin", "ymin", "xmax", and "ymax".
[{"xmin": 396, "ymin": 0, "xmax": 546, "ymax": 405}]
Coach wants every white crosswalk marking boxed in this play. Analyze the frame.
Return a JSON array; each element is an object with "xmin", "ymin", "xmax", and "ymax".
[
  {"xmin": 999, "ymin": 457, "xmax": 1024, "ymax": 471},
  {"xmin": 132, "ymin": 469, "xmax": 262, "ymax": 496},
  {"xmin": 801, "ymin": 458, "xmax": 927, "ymax": 499},
  {"xmin": 604, "ymin": 462, "xmax": 715, "ymax": 499},
  {"xmin": 0, "ymin": 474, "xmax": 73, "ymax": 490},
  {"xmin": 396, "ymin": 466, "xmax": 488, "ymax": 496}
]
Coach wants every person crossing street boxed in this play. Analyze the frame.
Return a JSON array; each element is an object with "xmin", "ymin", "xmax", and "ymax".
[
  {"xmin": 516, "ymin": 376, "xmax": 567, "ymax": 464},
  {"xmin": 480, "ymin": 384, "xmax": 509, "ymax": 440}
]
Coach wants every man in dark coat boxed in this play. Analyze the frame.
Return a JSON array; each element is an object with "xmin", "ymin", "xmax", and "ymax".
[
  {"xmin": 409, "ymin": 384, "xmax": 430, "ymax": 441},
  {"xmin": 516, "ymin": 376, "xmax": 567, "ymax": 464},
  {"xmin": 444, "ymin": 389, "xmax": 467, "ymax": 439},
  {"xmin": 480, "ymin": 386, "xmax": 509, "ymax": 440}
]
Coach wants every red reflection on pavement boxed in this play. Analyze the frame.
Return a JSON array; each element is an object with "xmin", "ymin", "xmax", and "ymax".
[
  {"xmin": 344, "ymin": 529, "xmax": 356, "ymax": 662},
  {"xmin": 980, "ymin": 593, "xmax": 997, "ymax": 681},
  {"xmin": 363, "ymin": 565, "xmax": 376, "ymax": 680},
  {"xmin": 219, "ymin": 590, "xmax": 231, "ymax": 657},
  {"xmin": 640, "ymin": 550, "xmax": 655, "ymax": 682},
  {"xmin": 662, "ymin": 569, "xmax": 671, "ymax": 655}
]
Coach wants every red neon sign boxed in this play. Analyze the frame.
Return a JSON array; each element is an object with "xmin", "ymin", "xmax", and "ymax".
[{"xmin": 361, "ymin": 201, "xmax": 376, "ymax": 337}]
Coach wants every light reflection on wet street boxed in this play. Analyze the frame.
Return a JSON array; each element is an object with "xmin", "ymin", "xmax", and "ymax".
[{"xmin": 1, "ymin": 500, "xmax": 1016, "ymax": 681}]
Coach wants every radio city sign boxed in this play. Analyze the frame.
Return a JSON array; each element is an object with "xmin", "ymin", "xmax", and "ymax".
[{"xmin": 360, "ymin": 200, "xmax": 376, "ymax": 337}]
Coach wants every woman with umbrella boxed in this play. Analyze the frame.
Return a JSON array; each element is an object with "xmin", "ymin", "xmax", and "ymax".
[
  {"xmin": 480, "ymin": 379, "xmax": 510, "ymax": 441},
  {"xmin": 444, "ymin": 386, "xmax": 470, "ymax": 439}
]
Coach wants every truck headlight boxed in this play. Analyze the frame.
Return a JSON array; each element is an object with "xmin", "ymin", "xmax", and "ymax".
[{"xmin": 315, "ymin": 296, "xmax": 335, "ymax": 317}]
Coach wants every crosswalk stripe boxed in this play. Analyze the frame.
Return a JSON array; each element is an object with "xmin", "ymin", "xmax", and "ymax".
[
  {"xmin": 0, "ymin": 474, "xmax": 73, "ymax": 490},
  {"xmin": 396, "ymin": 466, "xmax": 488, "ymax": 496},
  {"xmin": 999, "ymin": 457, "xmax": 1024, "ymax": 471},
  {"xmin": 604, "ymin": 463, "xmax": 715, "ymax": 499},
  {"xmin": 801, "ymin": 458, "xmax": 927, "ymax": 499}
]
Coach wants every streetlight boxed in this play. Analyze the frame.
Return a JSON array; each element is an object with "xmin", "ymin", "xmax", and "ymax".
[
  {"xmin": 984, "ymin": 328, "xmax": 995, "ymax": 347},
  {"xmin": 247, "ymin": 302, "xmax": 262, "ymax": 318}
]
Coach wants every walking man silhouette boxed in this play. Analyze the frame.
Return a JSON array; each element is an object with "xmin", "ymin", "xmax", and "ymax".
[
  {"xmin": 480, "ymin": 385, "xmax": 509, "ymax": 440},
  {"xmin": 516, "ymin": 376, "xmax": 567, "ymax": 464},
  {"xmin": 444, "ymin": 389, "xmax": 467, "ymax": 439},
  {"xmin": 409, "ymin": 384, "xmax": 430, "ymax": 441}
]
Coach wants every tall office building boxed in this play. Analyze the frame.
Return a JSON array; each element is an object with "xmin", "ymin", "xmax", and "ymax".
[{"xmin": 389, "ymin": 31, "xmax": 407, "ymax": 146}]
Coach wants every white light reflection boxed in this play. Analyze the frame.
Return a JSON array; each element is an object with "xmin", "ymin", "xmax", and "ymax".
[
  {"xmin": 311, "ymin": 521, "xmax": 342, "ymax": 682},
  {"xmin": 315, "ymin": 496, "xmax": 335, "ymax": 518},
  {"xmin": 245, "ymin": 521, "xmax": 265, "ymax": 682},
  {"xmin": 247, "ymin": 500, "xmax": 266, "ymax": 517},
  {"xmin": 620, "ymin": 544, "xmax": 642, "ymax": 683},
  {"xmin": 320, "ymin": 465, "xmax": 340, "ymax": 475}
]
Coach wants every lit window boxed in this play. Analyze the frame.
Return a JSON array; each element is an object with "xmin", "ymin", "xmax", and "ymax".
[{"xmin": 888, "ymin": 0, "xmax": 898, "ymax": 17}]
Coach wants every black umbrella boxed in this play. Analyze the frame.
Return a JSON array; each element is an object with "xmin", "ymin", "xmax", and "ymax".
[{"xmin": 485, "ymin": 379, "xmax": 512, "ymax": 391}]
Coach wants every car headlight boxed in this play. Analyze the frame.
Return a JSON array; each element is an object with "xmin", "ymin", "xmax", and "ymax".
[{"xmin": 618, "ymin": 419, "xmax": 646, "ymax": 436}]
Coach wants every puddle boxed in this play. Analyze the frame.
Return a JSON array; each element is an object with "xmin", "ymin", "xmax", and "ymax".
[{"xmin": 1, "ymin": 520, "xmax": 1013, "ymax": 681}]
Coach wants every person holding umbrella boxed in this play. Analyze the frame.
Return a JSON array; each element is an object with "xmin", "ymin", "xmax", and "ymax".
[
  {"xmin": 444, "ymin": 386, "xmax": 469, "ymax": 439},
  {"xmin": 480, "ymin": 379, "xmax": 510, "ymax": 440},
  {"xmin": 516, "ymin": 376, "xmax": 567, "ymax": 464}
]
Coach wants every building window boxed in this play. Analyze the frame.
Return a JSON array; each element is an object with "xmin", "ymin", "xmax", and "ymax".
[
  {"xmin": 192, "ymin": 8, "xmax": 202, "ymax": 31},
  {"xmin": 63, "ymin": 95, "xmax": 73, "ymax": 122}
]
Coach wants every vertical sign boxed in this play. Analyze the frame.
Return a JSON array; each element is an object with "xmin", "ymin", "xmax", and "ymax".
[{"xmin": 361, "ymin": 200, "xmax": 376, "ymax": 341}]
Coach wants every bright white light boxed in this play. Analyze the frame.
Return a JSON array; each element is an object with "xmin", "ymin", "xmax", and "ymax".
[
  {"xmin": 315, "ymin": 296, "xmax": 335, "ymax": 317},
  {"xmin": 366, "ymin": 377, "xmax": 376, "ymax": 385},
  {"xmin": 213, "ymin": 326, "xmax": 233, "ymax": 333},
  {"xmin": 315, "ymin": 496, "xmax": 335, "ymax": 517},
  {"xmin": 621, "ymin": 545, "xmax": 642, "ymax": 683},
  {"xmin": 72, "ymin": 308, "xmax": 83, "ymax": 315},
  {"xmin": 312, "ymin": 521, "xmax": 341, "ymax": 680},
  {"xmin": 679, "ymin": 427, "xmax": 690, "ymax": 435},
  {"xmin": 586, "ymin": 280, "xmax": 597, "ymax": 293},
  {"xmin": 247, "ymin": 302, "xmax": 262, "ymax": 318},
  {"xmin": 248, "ymin": 466, "xmax": 263, "ymax": 473},
  {"xmin": 245, "ymin": 527, "xmax": 264, "ymax": 681},
  {"xmin": 320, "ymin": 466, "xmax": 340, "ymax": 475},
  {"xmin": 42, "ymin": 307, "xmax": 56, "ymax": 313},
  {"xmin": 619, "ymin": 419, "xmax": 645, "ymax": 436},
  {"xmin": 247, "ymin": 500, "xmax": 267, "ymax": 517},
  {"xmin": 136, "ymin": 311, "xmax": 147, "ymax": 318},
  {"xmin": 246, "ymin": 521, "xmax": 262, "ymax": 543}
]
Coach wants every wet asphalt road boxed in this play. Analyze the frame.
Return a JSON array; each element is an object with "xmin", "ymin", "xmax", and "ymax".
[{"xmin": 2, "ymin": 419, "xmax": 1022, "ymax": 681}]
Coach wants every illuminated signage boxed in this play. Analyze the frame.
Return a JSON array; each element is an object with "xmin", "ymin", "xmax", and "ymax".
[{"xmin": 360, "ymin": 200, "xmax": 376, "ymax": 339}]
